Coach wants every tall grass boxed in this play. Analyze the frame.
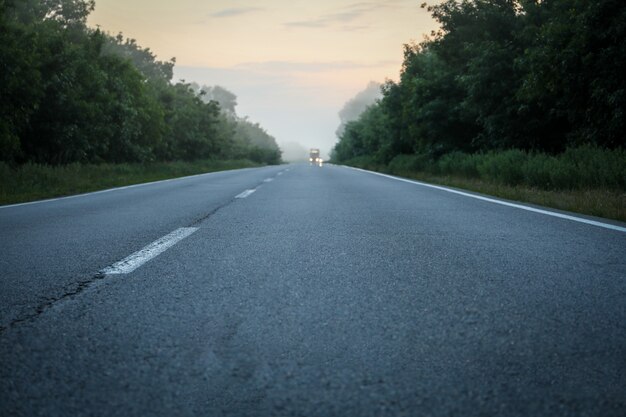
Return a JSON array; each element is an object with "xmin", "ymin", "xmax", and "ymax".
[
  {"xmin": 0, "ymin": 159, "xmax": 261, "ymax": 205},
  {"xmin": 384, "ymin": 145, "xmax": 626, "ymax": 191},
  {"xmin": 341, "ymin": 145, "xmax": 626, "ymax": 221}
]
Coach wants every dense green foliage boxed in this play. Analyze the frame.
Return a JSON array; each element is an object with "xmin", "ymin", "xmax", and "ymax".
[
  {"xmin": 0, "ymin": 0, "xmax": 281, "ymax": 166},
  {"xmin": 385, "ymin": 145, "xmax": 626, "ymax": 190},
  {"xmin": 333, "ymin": 0, "xmax": 625, "ymax": 189}
]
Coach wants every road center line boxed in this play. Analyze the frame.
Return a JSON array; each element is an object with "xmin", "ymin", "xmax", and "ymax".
[
  {"xmin": 263, "ymin": 178, "xmax": 274, "ymax": 183},
  {"xmin": 347, "ymin": 166, "xmax": 626, "ymax": 233},
  {"xmin": 101, "ymin": 227, "xmax": 198, "ymax": 275},
  {"xmin": 235, "ymin": 189, "xmax": 256, "ymax": 199}
]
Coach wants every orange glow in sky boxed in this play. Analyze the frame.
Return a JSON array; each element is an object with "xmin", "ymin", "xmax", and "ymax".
[{"xmin": 88, "ymin": 0, "xmax": 440, "ymax": 156}]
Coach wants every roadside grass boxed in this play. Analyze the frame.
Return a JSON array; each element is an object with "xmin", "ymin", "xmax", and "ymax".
[
  {"xmin": 338, "ymin": 146, "xmax": 626, "ymax": 222},
  {"xmin": 0, "ymin": 159, "xmax": 262, "ymax": 206},
  {"xmin": 394, "ymin": 172, "xmax": 625, "ymax": 223}
]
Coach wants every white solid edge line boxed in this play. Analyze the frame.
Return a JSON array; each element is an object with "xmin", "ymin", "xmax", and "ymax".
[
  {"xmin": 235, "ymin": 189, "xmax": 256, "ymax": 199},
  {"xmin": 0, "ymin": 165, "xmax": 272, "ymax": 210},
  {"xmin": 346, "ymin": 166, "xmax": 626, "ymax": 234},
  {"xmin": 101, "ymin": 227, "xmax": 198, "ymax": 275}
]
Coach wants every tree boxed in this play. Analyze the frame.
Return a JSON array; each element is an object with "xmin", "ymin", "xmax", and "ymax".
[
  {"xmin": 0, "ymin": 1, "xmax": 43, "ymax": 162},
  {"xmin": 5, "ymin": 0, "xmax": 95, "ymax": 26},
  {"xmin": 336, "ymin": 81, "xmax": 382, "ymax": 138},
  {"xmin": 103, "ymin": 33, "xmax": 175, "ymax": 82}
]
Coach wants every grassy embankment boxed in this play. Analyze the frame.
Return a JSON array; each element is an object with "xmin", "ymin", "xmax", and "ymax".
[
  {"xmin": 0, "ymin": 159, "xmax": 262, "ymax": 205},
  {"xmin": 337, "ymin": 146, "xmax": 626, "ymax": 222}
]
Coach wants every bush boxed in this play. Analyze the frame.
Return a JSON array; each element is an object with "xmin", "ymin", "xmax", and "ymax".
[
  {"xmin": 343, "ymin": 155, "xmax": 385, "ymax": 171},
  {"xmin": 559, "ymin": 145, "xmax": 626, "ymax": 189},
  {"xmin": 340, "ymin": 145, "xmax": 625, "ymax": 192},
  {"xmin": 476, "ymin": 150, "xmax": 528, "ymax": 186},
  {"xmin": 388, "ymin": 154, "xmax": 433, "ymax": 175},
  {"xmin": 521, "ymin": 145, "xmax": 626, "ymax": 190},
  {"xmin": 436, "ymin": 152, "xmax": 481, "ymax": 178},
  {"xmin": 521, "ymin": 153, "xmax": 556, "ymax": 188}
]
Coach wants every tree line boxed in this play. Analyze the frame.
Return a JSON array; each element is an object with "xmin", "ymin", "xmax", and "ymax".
[
  {"xmin": 0, "ymin": 0, "xmax": 281, "ymax": 166},
  {"xmin": 332, "ymin": 0, "xmax": 625, "ymax": 169}
]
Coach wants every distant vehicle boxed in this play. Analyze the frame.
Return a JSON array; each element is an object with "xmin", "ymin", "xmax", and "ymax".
[{"xmin": 309, "ymin": 148, "xmax": 323, "ymax": 166}]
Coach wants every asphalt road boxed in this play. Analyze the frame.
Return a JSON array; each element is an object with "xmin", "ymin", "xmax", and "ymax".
[{"xmin": 1, "ymin": 163, "xmax": 625, "ymax": 416}]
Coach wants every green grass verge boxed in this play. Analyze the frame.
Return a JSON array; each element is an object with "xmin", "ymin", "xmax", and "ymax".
[
  {"xmin": 338, "ymin": 159, "xmax": 626, "ymax": 223},
  {"xmin": 0, "ymin": 159, "xmax": 262, "ymax": 206},
  {"xmin": 396, "ymin": 172, "xmax": 625, "ymax": 223}
]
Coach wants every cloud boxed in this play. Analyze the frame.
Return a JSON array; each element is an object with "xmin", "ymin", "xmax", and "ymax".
[
  {"xmin": 233, "ymin": 60, "xmax": 397, "ymax": 73},
  {"xmin": 284, "ymin": 1, "xmax": 390, "ymax": 29},
  {"xmin": 285, "ymin": 12, "xmax": 363, "ymax": 29},
  {"xmin": 284, "ymin": 20, "xmax": 326, "ymax": 28},
  {"xmin": 210, "ymin": 7, "xmax": 264, "ymax": 18}
]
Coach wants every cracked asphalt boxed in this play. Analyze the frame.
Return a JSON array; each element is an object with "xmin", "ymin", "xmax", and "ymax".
[{"xmin": 1, "ymin": 163, "xmax": 625, "ymax": 416}]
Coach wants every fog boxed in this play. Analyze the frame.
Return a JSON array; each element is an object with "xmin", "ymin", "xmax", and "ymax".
[
  {"xmin": 279, "ymin": 142, "xmax": 310, "ymax": 162},
  {"xmin": 336, "ymin": 81, "xmax": 382, "ymax": 138},
  {"xmin": 90, "ymin": 0, "xmax": 441, "ymax": 162},
  {"xmin": 176, "ymin": 67, "xmax": 385, "ymax": 161},
  {"xmin": 174, "ymin": 65, "xmax": 358, "ymax": 161}
]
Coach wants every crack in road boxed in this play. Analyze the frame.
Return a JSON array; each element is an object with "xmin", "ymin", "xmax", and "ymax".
[
  {"xmin": 0, "ymin": 177, "xmax": 276, "ymax": 334},
  {"xmin": 0, "ymin": 273, "xmax": 107, "ymax": 334}
]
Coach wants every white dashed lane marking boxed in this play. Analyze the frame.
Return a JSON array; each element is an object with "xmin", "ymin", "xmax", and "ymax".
[
  {"xmin": 101, "ymin": 227, "xmax": 199, "ymax": 275},
  {"xmin": 235, "ymin": 189, "xmax": 256, "ymax": 199}
]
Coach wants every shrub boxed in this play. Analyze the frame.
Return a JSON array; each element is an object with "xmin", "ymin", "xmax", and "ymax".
[
  {"xmin": 521, "ymin": 153, "xmax": 555, "ymax": 188},
  {"xmin": 344, "ymin": 155, "xmax": 386, "ymax": 171},
  {"xmin": 388, "ymin": 154, "xmax": 433, "ymax": 175},
  {"xmin": 559, "ymin": 145, "xmax": 626, "ymax": 189},
  {"xmin": 340, "ymin": 145, "xmax": 625, "ymax": 191},
  {"xmin": 477, "ymin": 150, "xmax": 528, "ymax": 185},
  {"xmin": 436, "ymin": 152, "xmax": 481, "ymax": 178}
]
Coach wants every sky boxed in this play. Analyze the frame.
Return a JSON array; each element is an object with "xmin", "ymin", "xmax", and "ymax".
[{"xmin": 88, "ymin": 1, "xmax": 440, "ymax": 159}]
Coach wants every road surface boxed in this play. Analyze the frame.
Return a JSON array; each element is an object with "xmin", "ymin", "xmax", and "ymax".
[{"xmin": 1, "ymin": 163, "xmax": 625, "ymax": 416}]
